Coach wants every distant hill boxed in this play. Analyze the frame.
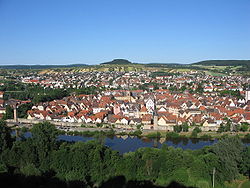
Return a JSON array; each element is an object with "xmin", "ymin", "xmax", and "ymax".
[
  {"xmin": 0, "ymin": 64, "xmax": 88, "ymax": 69},
  {"xmin": 192, "ymin": 60, "xmax": 250, "ymax": 66},
  {"xmin": 101, "ymin": 59, "xmax": 133, "ymax": 65}
]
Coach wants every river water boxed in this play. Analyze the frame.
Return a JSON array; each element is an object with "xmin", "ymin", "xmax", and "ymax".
[
  {"xmin": 16, "ymin": 132, "xmax": 250, "ymax": 154},
  {"xmin": 57, "ymin": 134, "xmax": 250, "ymax": 154}
]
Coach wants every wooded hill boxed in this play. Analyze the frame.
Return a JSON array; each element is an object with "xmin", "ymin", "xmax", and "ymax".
[{"xmin": 192, "ymin": 60, "xmax": 250, "ymax": 66}]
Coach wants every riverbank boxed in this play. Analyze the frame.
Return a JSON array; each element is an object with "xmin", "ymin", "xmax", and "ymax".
[
  {"xmin": 14, "ymin": 123, "xmax": 250, "ymax": 141},
  {"xmin": 142, "ymin": 130, "xmax": 250, "ymax": 139}
]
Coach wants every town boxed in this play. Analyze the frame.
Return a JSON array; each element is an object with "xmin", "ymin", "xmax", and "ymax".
[{"xmin": 1, "ymin": 68, "xmax": 249, "ymax": 133}]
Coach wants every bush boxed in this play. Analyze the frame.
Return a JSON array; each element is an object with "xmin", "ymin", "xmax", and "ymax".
[
  {"xmin": 193, "ymin": 127, "xmax": 202, "ymax": 133},
  {"xmin": 81, "ymin": 124, "xmax": 86, "ymax": 127},
  {"xmin": 191, "ymin": 127, "xmax": 202, "ymax": 138},
  {"xmin": 146, "ymin": 132, "xmax": 161, "ymax": 138},
  {"xmin": 20, "ymin": 163, "xmax": 41, "ymax": 177},
  {"xmin": 96, "ymin": 123, "xmax": 103, "ymax": 128},
  {"xmin": 244, "ymin": 133, "xmax": 250, "ymax": 140},
  {"xmin": 166, "ymin": 132, "xmax": 179, "ymax": 139},
  {"xmin": 174, "ymin": 125, "xmax": 182, "ymax": 133},
  {"xmin": 200, "ymin": 134, "xmax": 212, "ymax": 139},
  {"xmin": 171, "ymin": 168, "xmax": 189, "ymax": 185},
  {"xmin": 191, "ymin": 130, "xmax": 198, "ymax": 138},
  {"xmin": 240, "ymin": 123, "xmax": 249, "ymax": 132},
  {"xmin": 130, "ymin": 130, "xmax": 142, "ymax": 137}
]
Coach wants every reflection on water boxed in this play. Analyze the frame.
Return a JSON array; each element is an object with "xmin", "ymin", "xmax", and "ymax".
[{"xmin": 13, "ymin": 132, "xmax": 250, "ymax": 154}]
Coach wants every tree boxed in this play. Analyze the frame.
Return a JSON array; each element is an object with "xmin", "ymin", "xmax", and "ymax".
[
  {"xmin": 31, "ymin": 122, "xmax": 59, "ymax": 170},
  {"xmin": 17, "ymin": 103, "xmax": 33, "ymax": 118},
  {"xmin": 20, "ymin": 163, "xmax": 41, "ymax": 176},
  {"xmin": 174, "ymin": 125, "xmax": 182, "ymax": 133},
  {"xmin": 0, "ymin": 120, "xmax": 13, "ymax": 154},
  {"xmin": 2, "ymin": 105, "xmax": 13, "ymax": 120},
  {"xmin": 191, "ymin": 127, "xmax": 201, "ymax": 138},
  {"xmin": 239, "ymin": 146, "xmax": 250, "ymax": 178},
  {"xmin": 182, "ymin": 123, "xmax": 189, "ymax": 132},
  {"xmin": 212, "ymin": 137, "xmax": 244, "ymax": 182},
  {"xmin": 240, "ymin": 123, "xmax": 249, "ymax": 132},
  {"xmin": 217, "ymin": 124, "xmax": 225, "ymax": 133}
]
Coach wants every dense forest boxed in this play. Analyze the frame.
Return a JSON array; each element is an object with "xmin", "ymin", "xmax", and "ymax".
[
  {"xmin": 0, "ymin": 120, "xmax": 249, "ymax": 188},
  {"xmin": 101, "ymin": 59, "xmax": 133, "ymax": 65},
  {"xmin": 192, "ymin": 60, "xmax": 250, "ymax": 66}
]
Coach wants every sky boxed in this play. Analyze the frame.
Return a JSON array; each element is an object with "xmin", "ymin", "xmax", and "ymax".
[{"xmin": 0, "ymin": 0, "xmax": 249, "ymax": 65}]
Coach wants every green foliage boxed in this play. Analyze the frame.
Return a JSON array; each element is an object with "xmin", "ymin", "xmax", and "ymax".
[
  {"xmin": 102, "ymin": 59, "xmax": 132, "ymax": 65},
  {"xmin": 17, "ymin": 103, "xmax": 34, "ymax": 118},
  {"xmin": 196, "ymin": 83, "xmax": 204, "ymax": 94},
  {"xmin": 174, "ymin": 123, "xmax": 189, "ymax": 133},
  {"xmin": 212, "ymin": 137, "xmax": 244, "ymax": 182},
  {"xmin": 219, "ymin": 90, "xmax": 242, "ymax": 99},
  {"xmin": 129, "ymin": 130, "xmax": 142, "ymax": 137},
  {"xmin": 0, "ymin": 120, "xmax": 13, "ymax": 153},
  {"xmin": 191, "ymin": 127, "xmax": 201, "ymax": 138},
  {"xmin": 240, "ymin": 123, "xmax": 249, "ymax": 132},
  {"xmin": 31, "ymin": 122, "xmax": 59, "ymax": 170},
  {"xmin": 193, "ymin": 60, "xmax": 250, "ymax": 66},
  {"xmin": 217, "ymin": 124, "xmax": 225, "ymax": 133},
  {"xmin": 200, "ymin": 134, "xmax": 212, "ymax": 139},
  {"xmin": 244, "ymin": 133, "xmax": 250, "ymax": 139},
  {"xmin": 0, "ymin": 120, "xmax": 249, "ymax": 187},
  {"xmin": 145, "ymin": 132, "xmax": 161, "ymax": 139},
  {"xmin": 173, "ymin": 125, "xmax": 182, "ymax": 133},
  {"xmin": 171, "ymin": 167, "xmax": 188, "ymax": 184},
  {"xmin": 20, "ymin": 163, "xmax": 41, "ymax": 176},
  {"xmin": 2, "ymin": 105, "xmax": 13, "ymax": 120},
  {"xmin": 0, "ymin": 162, "xmax": 7, "ymax": 173},
  {"xmin": 239, "ymin": 146, "xmax": 250, "ymax": 178},
  {"xmin": 165, "ymin": 132, "xmax": 179, "ymax": 139}
]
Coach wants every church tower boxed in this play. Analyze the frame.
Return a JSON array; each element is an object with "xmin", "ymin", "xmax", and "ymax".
[
  {"xmin": 246, "ymin": 89, "xmax": 250, "ymax": 103},
  {"xmin": 153, "ymin": 100, "xmax": 158, "ymax": 127},
  {"xmin": 153, "ymin": 112, "xmax": 158, "ymax": 127}
]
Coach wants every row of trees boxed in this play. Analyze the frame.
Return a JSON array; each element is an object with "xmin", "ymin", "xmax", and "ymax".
[{"xmin": 0, "ymin": 120, "xmax": 249, "ymax": 188}]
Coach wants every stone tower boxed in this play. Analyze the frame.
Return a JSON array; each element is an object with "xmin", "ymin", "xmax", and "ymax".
[{"xmin": 246, "ymin": 89, "xmax": 250, "ymax": 103}]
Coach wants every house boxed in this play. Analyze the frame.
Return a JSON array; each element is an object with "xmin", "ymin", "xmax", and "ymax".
[
  {"xmin": 120, "ymin": 117, "xmax": 129, "ymax": 125},
  {"xmin": 0, "ymin": 91, "xmax": 4, "ymax": 99},
  {"xmin": 139, "ymin": 106, "xmax": 149, "ymax": 117},
  {"xmin": 145, "ymin": 97, "xmax": 155, "ymax": 112},
  {"xmin": 142, "ymin": 114, "xmax": 152, "ymax": 125},
  {"xmin": 202, "ymin": 119, "xmax": 219, "ymax": 131}
]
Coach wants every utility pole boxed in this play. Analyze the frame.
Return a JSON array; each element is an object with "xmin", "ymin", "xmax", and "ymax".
[{"xmin": 212, "ymin": 167, "xmax": 216, "ymax": 188}]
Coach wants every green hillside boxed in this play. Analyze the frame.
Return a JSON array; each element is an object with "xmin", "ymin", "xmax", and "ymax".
[
  {"xmin": 193, "ymin": 60, "xmax": 250, "ymax": 66},
  {"xmin": 101, "ymin": 59, "xmax": 133, "ymax": 65}
]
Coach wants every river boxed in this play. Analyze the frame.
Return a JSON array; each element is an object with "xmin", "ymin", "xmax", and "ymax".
[
  {"xmin": 16, "ymin": 132, "xmax": 250, "ymax": 154},
  {"xmin": 58, "ymin": 134, "xmax": 250, "ymax": 154}
]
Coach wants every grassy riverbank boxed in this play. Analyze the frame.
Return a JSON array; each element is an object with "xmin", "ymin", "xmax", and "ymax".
[
  {"xmin": 142, "ymin": 130, "xmax": 250, "ymax": 140},
  {"xmin": 15, "ymin": 124, "xmax": 250, "ymax": 140}
]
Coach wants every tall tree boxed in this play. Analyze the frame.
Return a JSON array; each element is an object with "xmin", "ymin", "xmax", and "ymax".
[
  {"xmin": 212, "ymin": 137, "xmax": 244, "ymax": 182},
  {"xmin": 31, "ymin": 121, "xmax": 59, "ymax": 170},
  {"xmin": 0, "ymin": 120, "xmax": 13, "ymax": 154}
]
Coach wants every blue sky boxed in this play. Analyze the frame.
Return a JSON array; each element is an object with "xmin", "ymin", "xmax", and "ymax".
[{"xmin": 0, "ymin": 0, "xmax": 249, "ymax": 65}]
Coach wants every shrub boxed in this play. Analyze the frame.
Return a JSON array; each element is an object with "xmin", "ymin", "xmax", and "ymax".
[
  {"xmin": 166, "ymin": 132, "xmax": 179, "ymax": 139},
  {"xmin": 200, "ymin": 134, "xmax": 212, "ymax": 139},
  {"xmin": 20, "ymin": 163, "xmax": 41, "ymax": 177}
]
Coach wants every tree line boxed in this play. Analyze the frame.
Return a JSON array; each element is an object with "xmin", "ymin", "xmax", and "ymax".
[{"xmin": 0, "ymin": 120, "xmax": 249, "ymax": 188}]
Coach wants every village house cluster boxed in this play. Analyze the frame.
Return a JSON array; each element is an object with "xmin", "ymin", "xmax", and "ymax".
[
  {"xmin": 21, "ymin": 71, "xmax": 247, "ymax": 93},
  {"xmin": 27, "ymin": 87, "xmax": 250, "ymax": 131},
  {"xmin": 0, "ymin": 91, "xmax": 5, "ymax": 119},
  {"xmin": 0, "ymin": 69, "xmax": 248, "ymax": 131}
]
